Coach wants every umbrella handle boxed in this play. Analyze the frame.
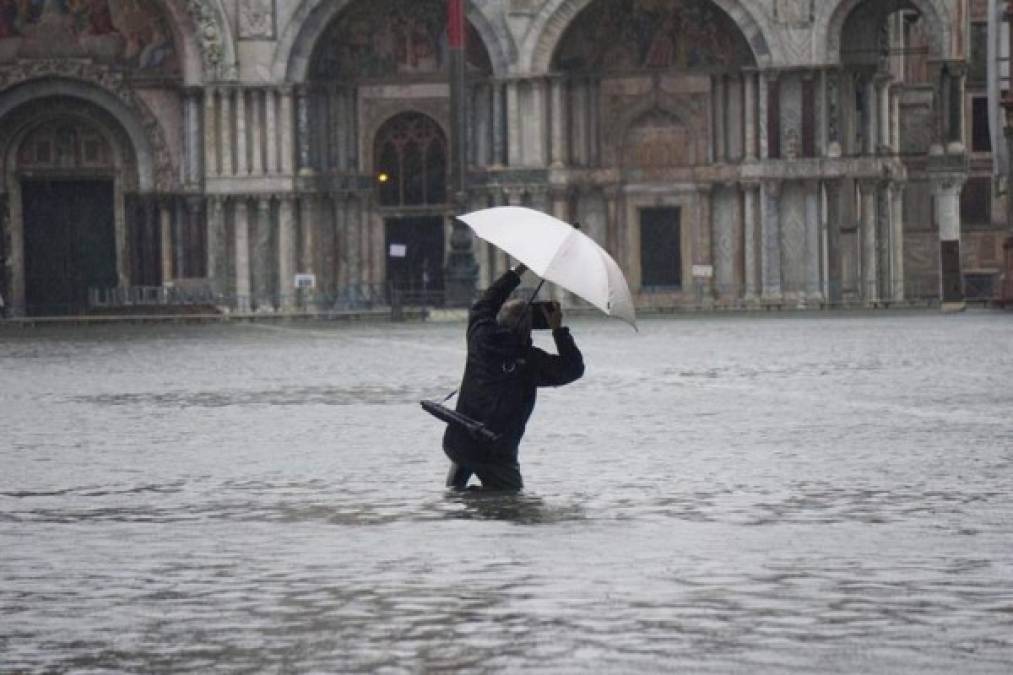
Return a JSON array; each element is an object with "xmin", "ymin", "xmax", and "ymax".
[{"xmin": 526, "ymin": 279, "xmax": 546, "ymax": 306}]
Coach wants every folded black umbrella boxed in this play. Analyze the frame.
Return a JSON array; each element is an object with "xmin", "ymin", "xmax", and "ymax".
[{"xmin": 420, "ymin": 399, "xmax": 501, "ymax": 444}]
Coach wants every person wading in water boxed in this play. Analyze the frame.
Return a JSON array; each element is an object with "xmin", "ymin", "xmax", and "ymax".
[{"xmin": 443, "ymin": 264, "xmax": 585, "ymax": 491}]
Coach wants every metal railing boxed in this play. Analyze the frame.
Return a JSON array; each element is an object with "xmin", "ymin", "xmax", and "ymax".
[{"xmin": 88, "ymin": 285, "xmax": 221, "ymax": 309}]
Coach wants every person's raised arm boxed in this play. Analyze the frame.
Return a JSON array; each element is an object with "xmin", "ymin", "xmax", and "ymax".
[
  {"xmin": 533, "ymin": 302, "xmax": 584, "ymax": 386},
  {"xmin": 469, "ymin": 263, "xmax": 527, "ymax": 325}
]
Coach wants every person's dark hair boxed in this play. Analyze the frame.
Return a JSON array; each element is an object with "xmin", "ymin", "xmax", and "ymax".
[{"xmin": 496, "ymin": 299, "xmax": 532, "ymax": 341}]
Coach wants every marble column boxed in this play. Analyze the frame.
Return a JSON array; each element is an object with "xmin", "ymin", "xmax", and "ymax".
[
  {"xmin": 712, "ymin": 183, "xmax": 738, "ymax": 301},
  {"xmin": 859, "ymin": 179, "xmax": 878, "ymax": 302},
  {"xmin": 713, "ymin": 75, "xmax": 726, "ymax": 163},
  {"xmin": 300, "ymin": 194, "xmax": 317, "ymax": 280},
  {"xmin": 604, "ymin": 185, "xmax": 620, "ymax": 259},
  {"xmin": 890, "ymin": 84, "xmax": 901, "ymax": 153},
  {"xmin": 506, "ymin": 80, "xmax": 521, "ymax": 166},
  {"xmin": 824, "ymin": 180, "xmax": 843, "ymax": 304},
  {"xmin": 280, "ymin": 88, "xmax": 295, "ymax": 175},
  {"xmin": 334, "ymin": 195, "xmax": 350, "ymax": 290},
  {"xmin": 695, "ymin": 185, "xmax": 714, "ymax": 302},
  {"xmin": 220, "ymin": 88, "xmax": 234, "ymax": 176},
  {"xmin": 347, "ymin": 194, "xmax": 362, "ymax": 288},
  {"xmin": 184, "ymin": 90, "xmax": 201, "ymax": 185},
  {"xmin": 876, "ymin": 182, "xmax": 893, "ymax": 301},
  {"xmin": 347, "ymin": 88, "xmax": 359, "ymax": 171},
  {"xmin": 251, "ymin": 90, "xmax": 264, "ymax": 176},
  {"xmin": 204, "ymin": 88, "xmax": 218, "ymax": 177},
  {"xmin": 932, "ymin": 173, "xmax": 965, "ymax": 306},
  {"xmin": 491, "ymin": 82, "xmax": 505, "ymax": 166},
  {"xmin": 369, "ymin": 207, "xmax": 383, "ymax": 287},
  {"xmin": 816, "ymin": 69, "xmax": 828, "ymax": 157},
  {"xmin": 550, "ymin": 76, "xmax": 566, "ymax": 167},
  {"xmin": 864, "ymin": 75, "xmax": 877, "ymax": 155},
  {"xmin": 320, "ymin": 195, "xmax": 336, "ymax": 297},
  {"xmin": 265, "ymin": 89, "xmax": 278, "ymax": 174},
  {"xmin": 948, "ymin": 63, "xmax": 967, "ymax": 152},
  {"xmin": 234, "ymin": 198, "xmax": 251, "ymax": 312},
  {"xmin": 173, "ymin": 199, "xmax": 186, "ymax": 279},
  {"xmin": 877, "ymin": 75, "xmax": 891, "ymax": 151},
  {"xmin": 826, "ymin": 69, "xmax": 842, "ymax": 157},
  {"xmin": 472, "ymin": 84, "xmax": 490, "ymax": 166},
  {"xmin": 529, "ymin": 78, "xmax": 548, "ymax": 167},
  {"xmin": 760, "ymin": 179, "xmax": 782, "ymax": 301},
  {"xmin": 333, "ymin": 87, "xmax": 348, "ymax": 171},
  {"xmin": 235, "ymin": 89, "xmax": 248, "ymax": 176},
  {"xmin": 186, "ymin": 198, "xmax": 203, "ymax": 278},
  {"xmin": 253, "ymin": 197, "xmax": 272, "ymax": 310},
  {"xmin": 744, "ymin": 70, "xmax": 757, "ymax": 160},
  {"xmin": 278, "ymin": 196, "xmax": 296, "ymax": 310},
  {"xmin": 890, "ymin": 183, "xmax": 905, "ymax": 302},
  {"xmin": 588, "ymin": 78, "xmax": 601, "ymax": 166},
  {"xmin": 743, "ymin": 181, "xmax": 759, "ymax": 301},
  {"xmin": 758, "ymin": 71, "xmax": 770, "ymax": 160},
  {"xmin": 804, "ymin": 180, "xmax": 823, "ymax": 303},
  {"xmin": 159, "ymin": 199, "xmax": 173, "ymax": 285},
  {"xmin": 296, "ymin": 88, "xmax": 313, "ymax": 174},
  {"xmin": 206, "ymin": 196, "xmax": 225, "ymax": 295}
]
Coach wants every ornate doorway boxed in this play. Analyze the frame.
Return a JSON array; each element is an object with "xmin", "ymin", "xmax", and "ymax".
[{"xmin": 22, "ymin": 179, "xmax": 116, "ymax": 315}]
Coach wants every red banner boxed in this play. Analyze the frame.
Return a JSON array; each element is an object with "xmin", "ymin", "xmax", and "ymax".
[{"xmin": 448, "ymin": 0, "xmax": 464, "ymax": 50}]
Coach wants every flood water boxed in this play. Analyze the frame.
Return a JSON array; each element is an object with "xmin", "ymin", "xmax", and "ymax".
[{"xmin": 2, "ymin": 311, "xmax": 1012, "ymax": 673}]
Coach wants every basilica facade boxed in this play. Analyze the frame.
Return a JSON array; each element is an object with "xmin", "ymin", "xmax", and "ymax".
[{"xmin": 0, "ymin": 0, "xmax": 1007, "ymax": 316}]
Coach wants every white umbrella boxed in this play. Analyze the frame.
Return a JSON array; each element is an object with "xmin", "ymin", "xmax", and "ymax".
[{"xmin": 458, "ymin": 206, "xmax": 637, "ymax": 329}]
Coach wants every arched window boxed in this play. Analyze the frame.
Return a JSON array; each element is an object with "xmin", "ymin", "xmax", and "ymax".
[{"xmin": 374, "ymin": 113, "xmax": 447, "ymax": 207}]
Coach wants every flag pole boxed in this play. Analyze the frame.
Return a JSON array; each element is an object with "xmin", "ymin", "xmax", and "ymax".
[{"xmin": 445, "ymin": 0, "xmax": 478, "ymax": 306}]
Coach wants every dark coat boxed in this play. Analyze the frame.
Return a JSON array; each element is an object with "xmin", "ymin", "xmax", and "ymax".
[{"xmin": 443, "ymin": 269, "xmax": 585, "ymax": 460}]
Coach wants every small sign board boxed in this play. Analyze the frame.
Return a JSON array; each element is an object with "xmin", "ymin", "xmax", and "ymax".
[
  {"xmin": 294, "ymin": 273, "xmax": 316, "ymax": 289},
  {"xmin": 692, "ymin": 264, "xmax": 714, "ymax": 279},
  {"xmin": 389, "ymin": 243, "xmax": 407, "ymax": 258}
]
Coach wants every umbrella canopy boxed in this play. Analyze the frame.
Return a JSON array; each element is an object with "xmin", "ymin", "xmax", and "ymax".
[{"xmin": 458, "ymin": 206, "xmax": 637, "ymax": 328}]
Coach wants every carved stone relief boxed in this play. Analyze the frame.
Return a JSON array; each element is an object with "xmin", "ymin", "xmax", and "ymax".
[
  {"xmin": 775, "ymin": 0, "xmax": 813, "ymax": 27},
  {"xmin": 238, "ymin": 0, "xmax": 276, "ymax": 40},
  {"xmin": 183, "ymin": 0, "xmax": 231, "ymax": 79}
]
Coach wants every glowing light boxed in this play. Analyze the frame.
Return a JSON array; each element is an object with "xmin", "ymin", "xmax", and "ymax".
[{"xmin": 377, "ymin": 172, "xmax": 390, "ymax": 183}]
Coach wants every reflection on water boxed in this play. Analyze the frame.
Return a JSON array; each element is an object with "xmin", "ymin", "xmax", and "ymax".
[
  {"xmin": 1, "ymin": 314, "xmax": 1012, "ymax": 673},
  {"xmin": 441, "ymin": 491, "xmax": 586, "ymax": 525}
]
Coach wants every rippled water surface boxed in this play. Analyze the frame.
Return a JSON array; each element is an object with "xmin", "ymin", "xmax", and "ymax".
[{"xmin": 2, "ymin": 312, "xmax": 1012, "ymax": 673}]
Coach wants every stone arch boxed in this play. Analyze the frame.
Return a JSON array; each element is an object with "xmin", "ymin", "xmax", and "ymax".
[
  {"xmin": 0, "ymin": 78, "xmax": 165, "ymax": 192},
  {"xmin": 818, "ymin": 0, "xmax": 951, "ymax": 65},
  {"xmin": 273, "ymin": 0, "xmax": 512, "ymax": 82},
  {"xmin": 373, "ymin": 111, "xmax": 449, "ymax": 207},
  {"xmin": 365, "ymin": 106, "xmax": 451, "ymax": 176},
  {"xmin": 1, "ymin": 100, "xmax": 138, "ymax": 193},
  {"xmin": 525, "ymin": 0, "xmax": 773, "ymax": 74}
]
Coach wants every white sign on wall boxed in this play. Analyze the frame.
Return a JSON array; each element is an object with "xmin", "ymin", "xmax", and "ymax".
[
  {"xmin": 692, "ymin": 265, "xmax": 714, "ymax": 279},
  {"xmin": 389, "ymin": 243, "xmax": 407, "ymax": 258},
  {"xmin": 294, "ymin": 273, "xmax": 316, "ymax": 289}
]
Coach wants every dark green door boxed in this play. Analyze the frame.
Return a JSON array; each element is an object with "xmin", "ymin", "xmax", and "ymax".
[
  {"xmin": 640, "ymin": 207, "xmax": 682, "ymax": 288},
  {"xmin": 384, "ymin": 216, "xmax": 444, "ymax": 304},
  {"xmin": 23, "ymin": 179, "xmax": 117, "ymax": 316}
]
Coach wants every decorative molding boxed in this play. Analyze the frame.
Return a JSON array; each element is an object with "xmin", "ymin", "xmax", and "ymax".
[
  {"xmin": 238, "ymin": 0, "xmax": 277, "ymax": 41},
  {"xmin": 183, "ymin": 0, "xmax": 235, "ymax": 80}
]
